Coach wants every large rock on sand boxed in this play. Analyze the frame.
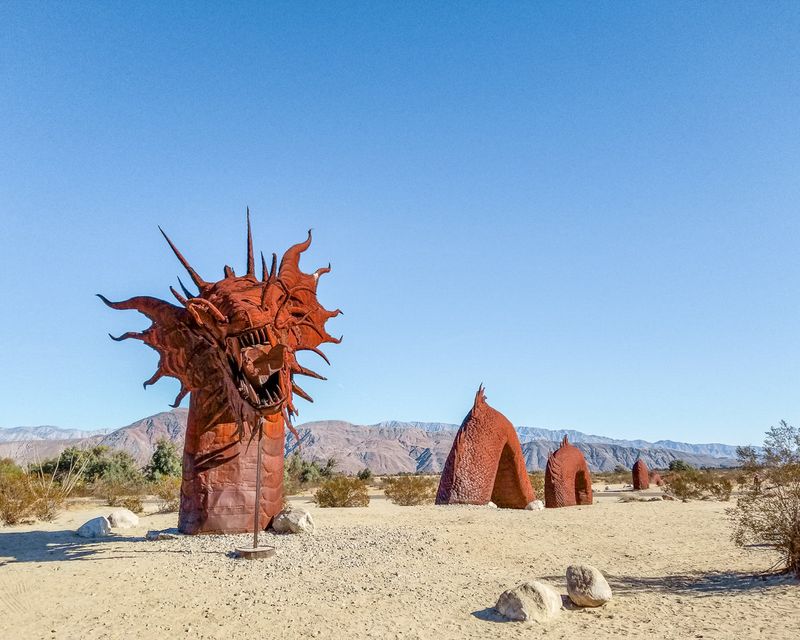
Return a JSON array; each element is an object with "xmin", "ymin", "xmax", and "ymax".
[
  {"xmin": 271, "ymin": 507, "xmax": 315, "ymax": 534},
  {"xmin": 566, "ymin": 564, "xmax": 612, "ymax": 607},
  {"xmin": 77, "ymin": 516, "xmax": 111, "ymax": 538},
  {"xmin": 495, "ymin": 581, "xmax": 562, "ymax": 622},
  {"xmin": 108, "ymin": 509, "xmax": 139, "ymax": 529}
]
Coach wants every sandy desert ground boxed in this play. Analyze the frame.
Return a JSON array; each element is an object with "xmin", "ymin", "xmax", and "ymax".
[{"xmin": 0, "ymin": 485, "xmax": 797, "ymax": 640}]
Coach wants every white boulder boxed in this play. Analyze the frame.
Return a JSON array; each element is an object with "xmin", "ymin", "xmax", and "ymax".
[
  {"xmin": 77, "ymin": 516, "xmax": 111, "ymax": 538},
  {"xmin": 525, "ymin": 500, "xmax": 545, "ymax": 511},
  {"xmin": 565, "ymin": 564, "xmax": 612, "ymax": 607},
  {"xmin": 495, "ymin": 581, "xmax": 562, "ymax": 622},
  {"xmin": 271, "ymin": 507, "xmax": 315, "ymax": 534},
  {"xmin": 486, "ymin": 502, "xmax": 498, "ymax": 509},
  {"xmin": 108, "ymin": 509, "xmax": 139, "ymax": 529}
]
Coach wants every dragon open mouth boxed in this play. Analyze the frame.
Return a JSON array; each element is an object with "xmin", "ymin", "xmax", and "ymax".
[{"xmin": 228, "ymin": 328, "xmax": 287, "ymax": 411}]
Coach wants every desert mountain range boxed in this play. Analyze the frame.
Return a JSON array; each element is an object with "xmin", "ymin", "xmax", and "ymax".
[{"xmin": 0, "ymin": 409, "xmax": 741, "ymax": 474}]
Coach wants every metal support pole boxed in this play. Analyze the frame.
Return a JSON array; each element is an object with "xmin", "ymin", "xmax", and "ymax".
[{"xmin": 253, "ymin": 428, "xmax": 263, "ymax": 549}]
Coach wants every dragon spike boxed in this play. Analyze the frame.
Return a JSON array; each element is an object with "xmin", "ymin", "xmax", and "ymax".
[
  {"xmin": 292, "ymin": 381, "xmax": 314, "ymax": 403},
  {"xmin": 269, "ymin": 253, "xmax": 277, "ymax": 282},
  {"xmin": 158, "ymin": 226, "xmax": 207, "ymax": 289},
  {"xmin": 313, "ymin": 263, "xmax": 331, "ymax": 280},
  {"xmin": 97, "ymin": 294, "xmax": 183, "ymax": 324},
  {"xmin": 473, "ymin": 384, "xmax": 486, "ymax": 410},
  {"xmin": 261, "ymin": 252, "xmax": 268, "ymax": 281},
  {"xmin": 223, "ymin": 265, "xmax": 235, "ymax": 278},
  {"xmin": 282, "ymin": 406, "xmax": 301, "ymax": 449},
  {"xmin": 108, "ymin": 331, "xmax": 145, "ymax": 342},
  {"xmin": 188, "ymin": 297, "xmax": 228, "ymax": 324},
  {"xmin": 279, "ymin": 229, "xmax": 312, "ymax": 278},
  {"xmin": 298, "ymin": 346, "xmax": 331, "ymax": 366},
  {"xmin": 177, "ymin": 276, "xmax": 195, "ymax": 299},
  {"xmin": 245, "ymin": 207, "xmax": 255, "ymax": 277},
  {"xmin": 295, "ymin": 365, "xmax": 327, "ymax": 381},
  {"xmin": 170, "ymin": 386, "xmax": 189, "ymax": 408},
  {"xmin": 170, "ymin": 286, "xmax": 187, "ymax": 305},
  {"xmin": 143, "ymin": 368, "xmax": 163, "ymax": 389}
]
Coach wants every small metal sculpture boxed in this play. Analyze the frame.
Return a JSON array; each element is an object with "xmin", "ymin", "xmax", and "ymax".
[
  {"xmin": 99, "ymin": 209, "xmax": 340, "ymax": 539},
  {"xmin": 544, "ymin": 436, "xmax": 593, "ymax": 508},
  {"xmin": 632, "ymin": 459, "xmax": 650, "ymax": 490},
  {"xmin": 436, "ymin": 386, "xmax": 535, "ymax": 509}
]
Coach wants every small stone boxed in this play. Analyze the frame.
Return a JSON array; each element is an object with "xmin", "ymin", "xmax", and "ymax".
[
  {"xmin": 76, "ymin": 516, "xmax": 111, "ymax": 538},
  {"xmin": 495, "ymin": 581, "xmax": 562, "ymax": 622},
  {"xmin": 566, "ymin": 564, "xmax": 612, "ymax": 607},
  {"xmin": 648, "ymin": 496, "xmax": 663, "ymax": 502},
  {"xmin": 108, "ymin": 509, "xmax": 139, "ymax": 529},
  {"xmin": 486, "ymin": 501, "xmax": 498, "ymax": 508},
  {"xmin": 271, "ymin": 507, "xmax": 315, "ymax": 534},
  {"xmin": 525, "ymin": 500, "xmax": 545, "ymax": 511},
  {"xmin": 146, "ymin": 530, "xmax": 180, "ymax": 541}
]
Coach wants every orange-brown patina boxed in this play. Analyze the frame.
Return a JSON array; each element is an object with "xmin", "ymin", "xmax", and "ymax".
[
  {"xmin": 632, "ymin": 459, "xmax": 650, "ymax": 490},
  {"xmin": 544, "ymin": 436, "xmax": 593, "ymax": 508},
  {"xmin": 649, "ymin": 470, "xmax": 664, "ymax": 486},
  {"xmin": 436, "ymin": 386, "xmax": 535, "ymax": 509},
  {"xmin": 100, "ymin": 210, "xmax": 339, "ymax": 533}
]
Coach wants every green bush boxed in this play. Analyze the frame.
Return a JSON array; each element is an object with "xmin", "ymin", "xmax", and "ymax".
[
  {"xmin": 94, "ymin": 473, "xmax": 147, "ymax": 507},
  {"xmin": 669, "ymin": 459, "xmax": 693, "ymax": 472},
  {"xmin": 144, "ymin": 440, "xmax": 182, "ymax": 482},
  {"xmin": 314, "ymin": 476, "xmax": 369, "ymax": 508},
  {"xmin": 357, "ymin": 468, "xmax": 373, "ymax": 482},
  {"xmin": 283, "ymin": 453, "xmax": 339, "ymax": 496},
  {"xmin": 382, "ymin": 475, "xmax": 436, "ymax": 506}
]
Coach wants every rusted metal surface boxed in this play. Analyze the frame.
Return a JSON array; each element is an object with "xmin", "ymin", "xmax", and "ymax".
[
  {"xmin": 436, "ymin": 386, "xmax": 535, "ymax": 509},
  {"xmin": 544, "ymin": 436, "xmax": 593, "ymax": 508},
  {"xmin": 100, "ymin": 209, "xmax": 339, "ymax": 534},
  {"xmin": 632, "ymin": 459, "xmax": 650, "ymax": 490}
]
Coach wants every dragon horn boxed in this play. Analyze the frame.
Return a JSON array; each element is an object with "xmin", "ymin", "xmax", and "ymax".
[{"xmin": 158, "ymin": 227, "xmax": 207, "ymax": 289}]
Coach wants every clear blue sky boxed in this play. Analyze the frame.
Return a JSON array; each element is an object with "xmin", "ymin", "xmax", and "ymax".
[{"xmin": 1, "ymin": 2, "xmax": 798, "ymax": 445}]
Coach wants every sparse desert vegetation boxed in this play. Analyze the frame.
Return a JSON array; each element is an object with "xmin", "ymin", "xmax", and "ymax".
[
  {"xmin": 313, "ymin": 476, "xmax": 370, "ymax": 507},
  {"xmin": 728, "ymin": 421, "xmax": 800, "ymax": 576},
  {"xmin": 382, "ymin": 474, "xmax": 437, "ymax": 505}
]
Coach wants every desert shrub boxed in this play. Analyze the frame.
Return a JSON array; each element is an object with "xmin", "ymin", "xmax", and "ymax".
[
  {"xmin": 663, "ymin": 469, "xmax": 732, "ymax": 502},
  {"xmin": 0, "ymin": 475, "xmax": 35, "ymax": 525},
  {"xmin": 94, "ymin": 470, "xmax": 147, "ymax": 508},
  {"xmin": 594, "ymin": 469, "xmax": 630, "ymax": 485},
  {"xmin": 0, "ymin": 457, "xmax": 23, "ymax": 478},
  {"xmin": 284, "ymin": 453, "xmax": 339, "ymax": 495},
  {"xmin": 669, "ymin": 459, "xmax": 693, "ymax": 472},
  {"xmin": 314, "ymin": 476, "xmax": 369, "ymax": 508},
  {"xmin": 27, "ymin": 449, "xmax": 90, "ymax": 520},
  {"xmin": 119, "ymin": 495, "xmax": 144, "ymax": 514},
  {"xmin": 382, "ymin": 475, "xmax": 436, "ymax": 506},
  {"xmin": 357, "ymin": 468, "xmax": 373, "ymax": 482},
  {"xmin": 153, "ymin": 475, "xmax": 182, "ymax": 512},
  {"xmin": 144, "ymin": 439, "xmax": 182, "ymax": 482},
  {"xmin": 528, "ymin": 472, "xmax": 545, "ymax": 498},
  {"xmin": 728, "ymin": 421, "xmax": 800, "ymax": 576}
]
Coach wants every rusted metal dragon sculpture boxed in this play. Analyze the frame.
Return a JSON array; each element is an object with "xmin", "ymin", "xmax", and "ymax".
[{"xmin": 99, "ymin": 210, "xmax": 340, "ymax": 534}]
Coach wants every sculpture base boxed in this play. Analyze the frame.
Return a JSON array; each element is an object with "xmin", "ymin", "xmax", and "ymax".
[
  {"xmin": 179, "ymin": 393, "xmax": 286, "ymax": 535},
  {"xmin": 235, "ymin": 546, "xmax": 275, "ymax": 560}
]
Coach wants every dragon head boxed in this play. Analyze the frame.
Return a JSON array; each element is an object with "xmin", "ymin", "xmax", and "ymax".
[{"xmin": 99, "ymin": 210, "xmax": 340, "ymax": 441}]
